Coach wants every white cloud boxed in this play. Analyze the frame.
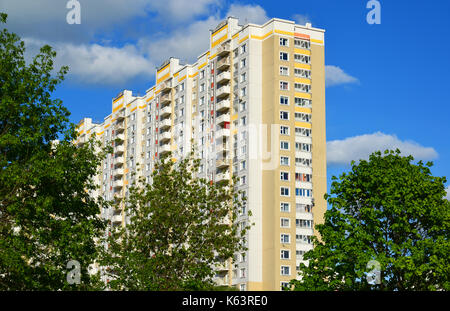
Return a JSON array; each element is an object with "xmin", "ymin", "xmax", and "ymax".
[
  {"xmin": 446, "ymin": 187, "xmax": 450, "ymax": 200},
  {"xmin": 292, "ymin": 14, "xmax": 311, "ymax": 26},
  {"xmin": 148, "ymin": 0, "xmax": 220, "ymax": 23},
  {"xmin": 24, "ymin": 38, "xmax": 155, "ymax": 85},
  {"xmin": 327, "ymin": 132, "xmax": 438, "ymax": 166},
  {"xmin": 139, "ymin": 4, "xmax": 269, "ymax": 68},
  {"xmin": 227, "ymin": 4, "xmax": 269, "ymax": 25},
  {"xmin": 325, "ymin": 65, "xmax": 359, "ymax": 87}
]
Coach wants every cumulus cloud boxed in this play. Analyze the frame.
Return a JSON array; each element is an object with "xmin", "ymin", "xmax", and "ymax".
[
  {"xmin": 227, "ymin": 4, "xmax": 269, "ymax": 25},
  {"xmin": 325, "ymin": 65, "xmax": 359, "ymax": 87},
  {"xmin": 140, "ymin": 4, "xmax": 269, "ymax": 66},
  {"xmin": 327, "ymin": 132, "xmax": 438, "ymax": 166},
  {"xmin": 292, "ymin": 14, "xmax": 311, "ymax": 26},
  {"xmin": 24, "ymin": 38, "xmax": 155, "ymax": 85}
]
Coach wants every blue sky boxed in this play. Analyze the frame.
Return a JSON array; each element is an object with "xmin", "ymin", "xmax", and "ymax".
[{"xmin": 1, "ymin": 0, "xmax": 449, "ymax": 198}]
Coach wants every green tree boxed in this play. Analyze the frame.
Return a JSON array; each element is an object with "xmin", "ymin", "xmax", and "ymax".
[
  {"xmin": 99, "ymin": 151, "xmax": 251, "ymax": 290},
  {"xmin": 291, "ymin": 150, "xmax": 450, "ymax": 291},
  {"xmin": 0, "ymin": 13, "xmax": 107, "ymax": 290}
]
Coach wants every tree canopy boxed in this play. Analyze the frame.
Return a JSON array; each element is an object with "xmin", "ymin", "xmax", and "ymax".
[
  {"xmin": 99, "ymin": 152, "xmax": 251, "ymax": 290},
  {"xmin": 291, "ymin": 150, "xmax": 450, "ymax": 291},
  {"xmin": 0, "ymin": 13, "xmax": 107, "ymax": 290}
]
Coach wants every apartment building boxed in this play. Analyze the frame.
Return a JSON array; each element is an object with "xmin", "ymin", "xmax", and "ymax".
[{"xmin": 76, "ymin": 16, "xmax": 326, "ymax": 291}]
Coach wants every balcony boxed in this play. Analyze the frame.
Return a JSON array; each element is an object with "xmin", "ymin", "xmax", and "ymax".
[
  {"xmin": 216, "ymin": 171, "xmax": 230, "ymax": 183},
  {"xmin": 115, "ymin": 109, "xmax": 125, "ymax": 121},
  {"xmin": 217, "ymin": 43, "xmax": 231, "ymax": 56},
  {"xmin": 159, "ymin": 130, "xmax": 171, "ymax": 143},
  {"xmin": 115, "ymin": 133, "xmax": 125, "ymax": 142},
  {"xmin": 160, "ymin": 144, "xmax": 171, "ymax": 155},
  {"xmin": 160, "ymin": 105, "xmax": 172, "ymax": 117},
  {"xmin": 114, "ymin": 168, "xmax": 124, "ymax": 176},
  {"xmin": 160, "ymin": 118, "xmax": 172, "ymax": 130},
  {"xmin": 113, "ymin": 179, "xmax": 123, "ymax": 188},
  {"xmin": 215, "ymin": 128, "xmax": 230, "ymax": 140},
  {"xmin": 217, "ymin": 57, "xmax": 230, "ymax": 70},
  {"xmin": 216, "ymin": 71, "xmax": 230, "ymax": 84},
  {"xmin": 112, "ymin": 214, "xmax": 122, "ymax": 224},
  {"xmin": 115, "ymin": 121, "xmax": 125, "ymax": 132},
  {"xmin": 216, "ymin": 159, "xmax": 230, "ymax": 169},
  {"xmin": 216, "ymin": 143, "xmax": 229, "ymax": 153},
  {"xmin": 216, "ymin": 85, "xmax": 230, "ymax": 99},
  {"xmin": 114, "ymin": 145, "xmax": 124, "ymax": 155},
  {"xmin": 114, "ymin": 156, "xmax": 124, "ymax": 166},
  {"xmin": 160, "ymin": 93, "xmax": 171, "ymax": 105},
  {"xmin": 216, "ymin": 113, "xmax": 230, "ymax": 125},
  {"xmin": 160, "ymin": 80, "xmax": 172, "ymax": 93},
  {"xmin": 216, "ymin": 99, "xmax": 230, "ymax": 112}
]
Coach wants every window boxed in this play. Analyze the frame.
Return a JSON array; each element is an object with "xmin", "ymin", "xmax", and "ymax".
[
  {"xmin": 280, "ymin": 52, "xmax": 289, "ymax": 61},
  {"xmin": 241, "ymin": 116, "xmax": 247, "ymax": 126},
  {"xmin": 281, "ymin": 282, "xmax": 290, "ymax": 290},
  {"xmin": 280, "ymin": 141, "xmax": 289, "ymax": 150},
  {"xmin": 280, "ymin": 126, "xmax": 289, "ymax": 135},
  {"xmin": 295, "ymin": 157, "xmax": 312, "ymax": 167},
  {"xmin": 295, "ymin": 83, "xmax": 311, "ymax": 93},
  {"xmin": 294, "ymin": 54, "xmax": 310, "ymax": 64},
  {"xmin": 295, "ymin": 172, "xmax": 312, "ymax": 182},
  {"xmin": 279, "ymin": 66, "xmax": 289, "ymax": 76},
  {"xmin": 280, "ymin": 156, "xmax": 290, "ymax": 166},
  {"xmin": 295, "ymin": 127, "xmax": 312, "ymax": 137},
  {"xmin": 281, "ymin": 250, "xmax": 290, "ymax": 259},
  {"xmin": 200, "ymin": 70, "xmax": 205, "ymax": 79},
  {"xmin": 294, "ymin": 68, "xmax": 311, "ymax": 78},
  {"xmin": 295, "ymin": 112, "xmax": 311, "ymax": 122},
  {"xmin": 240, "ymin": 175, "xmax": 246, "ymax": 185},
  {"xmin": 240, "ymin": 160, "xmax": 246, "ymax": 171},
  {"xmin": 200, "ymin": 96, "xmax": 205, "ymax": 105},
  {"xmin": 280, "ymin": 81, "xmax": 289, "ymax": 90},
  {"xmin": 240, "ymin": 268, "xmax": 246, "ymax": 278},
  {"xmin": 280, "ymin": 218, "xmax": 290, "ymax": 227},
  {"xmin": 280, "ymin": 111, "xmax": 289, "ymax": 120},
  {"xmin": 294, "ymin": 39, "xmax": 310, "ymax": 49},
  {"xmin": 280, "ymin": 96, "xmax": 289, "ymax": 105},
  {"xmin": 179, "ymin": 82, "xmax": 185, "ymax": 91},
  {"xmin": 281, "ymin": 234, "xmax": 290, "ymax": 244},
  {"xmin": 280, "ymin": 171, "xmax": 289, "ymax": 181},
  {"xmin": 240, "ymin": 72, "xmax": 247, "ymax": 83},
  {"xmin": 296, "ymin": 219, "xmax": 313, "ymax": 229},
  {"xmin": 279, "ymin": 37, "xmax": 289, "ymax": 46},
  {"xmin": 240, "ymin": 284, "xmax": 246, "ymax": 291},
  {"xmin": 296, "ymin": 188, "xmax": 313, "ymax": 197},
  {"xmin": 281, "ymin": 266, "xmax": 291, "ymax": 276},
  {"xmin": 280, "ymin": 202, "xmax": 290, "ymax": 212},
  {"xmin": 295, "ymin": 142, "xmax": 311, "ymax": 152},
  {"xmin": 241, "ymin": 87, "xmax": 247, "ymax": 97},
  {"xmin": 240, "ymin": 101, "xmax": 246, "ymax": 112},
  {"xmin": 296, "ymin": 234, "xmax": 313, "ymax": 244},
  {"xmin": 241, "ymin": 43, "xmax": 247, "ymax": 54},
  {"xmin": 200, "ymin": 83, "xmax": 205, "ymax": 92},
  {"xmin": 295, "ymin": 97, "xmax": 311, "ymax": 107},
  {"xmin": 240, "ymin": 58, "xmax": 246, "ymax": 68},
  {"xmin": 280, "ymin": 187, "xmax": 290, "ymax": 197},
  {"xmin": 296, "ymin": 250, "xmax": 306, "ymax": 258}
]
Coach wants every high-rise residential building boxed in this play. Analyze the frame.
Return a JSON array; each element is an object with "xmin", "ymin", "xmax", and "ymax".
[{"xmin": 76, "ymin": 16, "xmax": 326, "ymax": 291}]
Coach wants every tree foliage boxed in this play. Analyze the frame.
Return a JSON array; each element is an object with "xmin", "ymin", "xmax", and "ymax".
[
  {"xmin": 0, "ymin": 13, "xmax": 107, "ymax": 290},
  {"xmin": 99, "ymin": 152, "xmax": 251, "ymax": 290},
  {"xmin": 291, "ymin": 150, "xmax": 450, "ymax": 291}
]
